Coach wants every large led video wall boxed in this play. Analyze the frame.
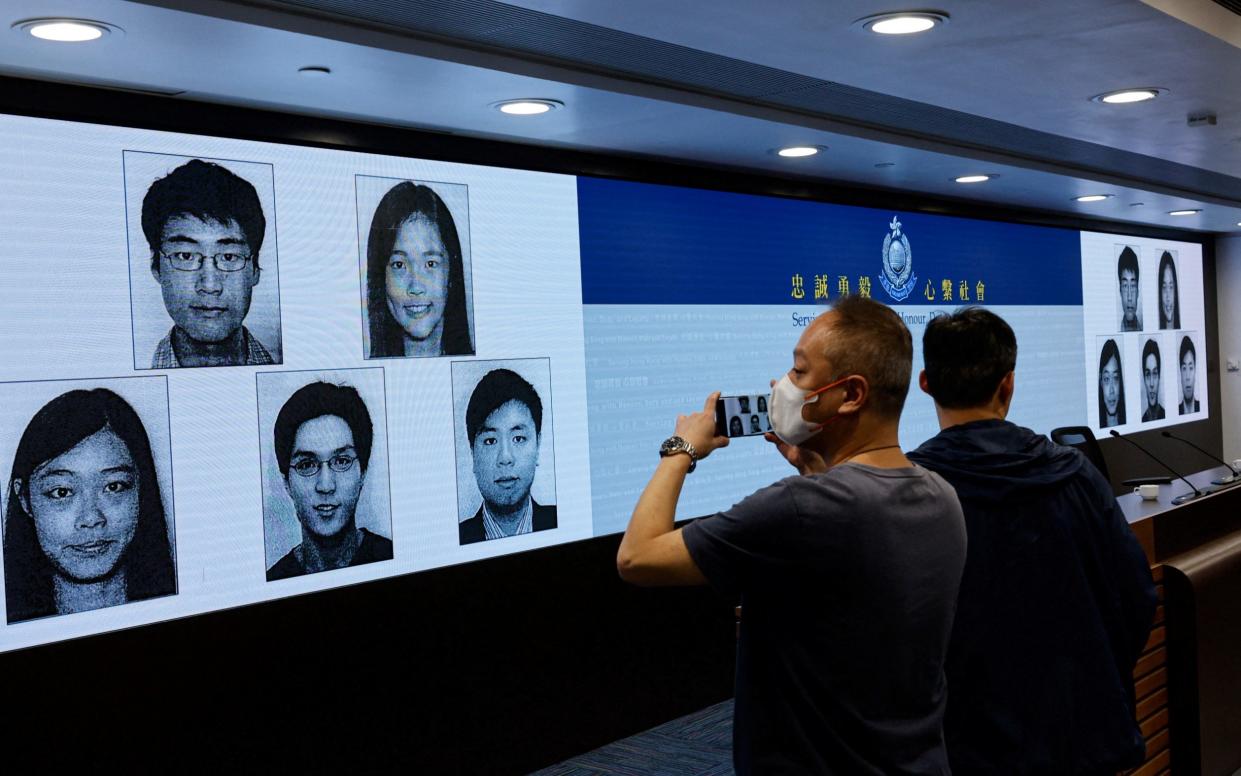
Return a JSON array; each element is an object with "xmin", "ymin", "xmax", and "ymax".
[{"xmin": 0, "ymin": 112, "xmax": 1206, "ymax": 652}]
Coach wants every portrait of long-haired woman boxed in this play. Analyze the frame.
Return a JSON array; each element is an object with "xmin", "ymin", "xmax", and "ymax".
[
  {"xmin": 364, "ymin": 181, "xmax": 474, "ymax": 358},
  {"xmin": 3, "ymin": 388, "xmax": 176, "ymax": 623},
  {"xmin": 1097, "ymin": 338, "xmax": 1126, "ymax": 429},
  {"xmin": 1157, "ymin": 250, "xmax": 1180, "ymax": 330}
]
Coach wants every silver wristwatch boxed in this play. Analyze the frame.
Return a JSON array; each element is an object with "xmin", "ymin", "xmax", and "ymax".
[{"xmin": 659, "ymin": 435, "xmax": 698, "ymax": 472}]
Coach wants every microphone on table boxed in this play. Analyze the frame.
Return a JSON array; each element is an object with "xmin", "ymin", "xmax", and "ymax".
[
  {"xmin": 1161, "ymin": 430, "xmax": 1241, "ymax": 486},
  {"xmin": 1108, "ymin": 430, "xmax": 1208, "ymax": 506}
]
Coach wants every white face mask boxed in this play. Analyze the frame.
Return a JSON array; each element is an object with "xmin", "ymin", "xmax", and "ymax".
[{"xmin": 768, "ymin": 374, "xmax": 847, "ymax": 445}]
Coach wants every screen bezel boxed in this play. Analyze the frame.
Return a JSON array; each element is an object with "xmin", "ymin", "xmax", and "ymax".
[{"xmin": 0, "ymin": 74, "xmax": 1221, "ymax": 773}]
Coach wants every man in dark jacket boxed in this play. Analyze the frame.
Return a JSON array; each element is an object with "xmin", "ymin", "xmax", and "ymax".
[{"xmin": 908, "ymin": 307, "xmax": 1156, "ymax": 776}]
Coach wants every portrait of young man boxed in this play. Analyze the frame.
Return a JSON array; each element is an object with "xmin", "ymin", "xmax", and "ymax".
[
  {"xmin": 1179, "ymin": 335, "xmax": 1201, "ymax": 415},
  {"xmin": 128, "ymin": 154, "xmax": 282, "ymax": 369},
  {"xmin": 262, "ymin": 377, "xmax": 393, "ymax": 581},
  {"xmin": 1116, "ymin": 245, "xmax": 1142, "ymax": 333},
  {"xmin": 453, "ymin": 362, "xmax": 557, "ymax": 546},
  {"xmin": 1141, "ymin": 338, "xmax": 1166, "ymax": 422}
]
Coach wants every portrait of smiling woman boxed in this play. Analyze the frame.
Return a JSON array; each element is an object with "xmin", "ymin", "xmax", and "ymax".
[
  {"xmin": 3, "ymin": 388, "xmax": 176, "ymax": 624},
  {"xmin": 362, "ymin": 179, "xmax": 475, "ymax": 359}
]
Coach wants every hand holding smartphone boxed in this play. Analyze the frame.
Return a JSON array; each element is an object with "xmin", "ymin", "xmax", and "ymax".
[{"xmin": 715, "ymin": 393, "xmax": 772, "ymax": 438}]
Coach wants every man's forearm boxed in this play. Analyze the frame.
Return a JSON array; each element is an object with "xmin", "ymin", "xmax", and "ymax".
[
  {"xmin": 621, "ymin": 454, "xmax": 691, "ymax": 549},
  {"xmin": 616, "ymin": 454, "xmax": 694, "ymax": 582},
  {"xmin": 618, "ymin": 394, "xmax": 722, "ymax": 586}
]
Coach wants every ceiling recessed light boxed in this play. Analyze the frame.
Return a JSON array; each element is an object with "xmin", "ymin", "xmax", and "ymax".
[
  {"xmin": 1129, "ymin": 202, "xmax": 1145, "ymax": 208},
  {"xmin": 857, "ymin": 11, "xmax": 949, "ymax": 35},
  {"xmin": 493, "ymin": 99, "xmax": 562, "ymax": 116},
  {"xmin": 298, "ymin": 66, "xmax": 331, "ymax": 77},
  {"xmin": 14, "ymin": 18, "xmax": 118, "ymax": 42},
  {"xmin": 776, "ymin": 146, "xmax": 821, "ymax": 158},
  {"xmin": 1091, "ymin": 88, "xmax": 1165, "ymax": 105},
  {"xmin": 1074, "ymin": 194, "xmax": 1111, "ymax": 203},
  {"xmin": 954, "ymin": 174, "xmax": 993, "ymax": 184},
  {"xmin": 1168, "ymin": 209, "xmax": 1201, "ymax": 216}
]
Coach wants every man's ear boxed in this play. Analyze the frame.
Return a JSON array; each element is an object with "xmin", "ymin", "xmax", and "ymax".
[
  {"xmin": 249, "ymin": 260, "xmax": 261, "ymax": 289},
  {"xmin": 835, "ymin": 375, "xmax": 869, "ymax": 417},
  {"xmin": 996, "ymin": 371, "xmax": 1016, "ymax": 413},
  {"xmin": 918, "ymin": 369, "xmax": 931, "ymax": 395},
  {"xmin": 149, "ymin": 254, "xmax": 161, "ymax": 285}
]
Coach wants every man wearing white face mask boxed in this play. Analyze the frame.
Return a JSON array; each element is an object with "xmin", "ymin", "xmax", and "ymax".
[{"xmin": 617, "ymin": 296, "xmax": 966, "ymax": 776}]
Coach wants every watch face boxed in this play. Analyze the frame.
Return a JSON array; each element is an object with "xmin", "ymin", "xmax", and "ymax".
[{"xmin": 661, "ymin": 436, "xmax": 685, "ymax": 455}]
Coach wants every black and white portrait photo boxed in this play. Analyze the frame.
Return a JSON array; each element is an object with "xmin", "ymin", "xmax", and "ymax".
[
  {"xmin": 1178, "ymin": 334, "xmax": 1202, "ymax": 416},
  {"xmin": 257, "ymin": 369, "xmax": 393, "ymax": 581},
  {"xmin": 125, "ymin": 151, "xmax": 283, "ymax": 370},
  {"xmin": 1139, "ymin": 337, "xmax": 1165, "ymax": 423},
  {"xmin": 356, "ymin": 176, "xmax": 475, "ymax": 359},
  {"xmin": 0, "ymin": 376, "xmax": 177, "ymax": 624},
  {"xmin": 451, "ymin": 359, "xmax": 557, "ymax": 546},
  {"xmin": 1115, "ymin": 245, "xmax": 1142, "ymax": 332},
  {"xmin": 1097, "ymin": 337, "xmax": 1126, "ymax": 429},
  {"xmin": 1157, "ymin": 250, "xmax": 1181, "ymax": 330}
]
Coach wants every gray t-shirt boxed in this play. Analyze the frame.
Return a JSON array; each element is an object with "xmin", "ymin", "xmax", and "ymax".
[{"xmin": 682, "ymin": 462, "xmax": 966, "ymax": 775}]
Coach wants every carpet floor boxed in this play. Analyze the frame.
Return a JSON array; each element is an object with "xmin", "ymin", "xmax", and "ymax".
[{"xmin": 530, "ymin": 700, "xmax": 734, "ymax": 775}]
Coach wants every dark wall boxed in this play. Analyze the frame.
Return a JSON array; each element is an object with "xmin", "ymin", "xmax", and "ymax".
[
  {"xmin": 5, "ymin": 530, "xmax": 737, "ymax": 773},
  {"xmin": 0, "ymin": 75, "xmax": 1221, "ymax": 771}
]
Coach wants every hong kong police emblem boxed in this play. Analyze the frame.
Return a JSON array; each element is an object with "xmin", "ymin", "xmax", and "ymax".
[{"xmin": 879, "ymin": 216, "xmax": 916, "ymax": 302}]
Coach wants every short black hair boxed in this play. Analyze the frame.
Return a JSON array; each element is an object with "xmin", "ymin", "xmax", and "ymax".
[
  {"xmin": 819, "ymin": 296, "xmax": 913, "ymax": 418},
  {"xmin": 141, "ymin": 159, "xmax": 266, "ymax": 273},
  {"xmin": 466, "ymin": 369, "xmax": 543, "ymax": 445},
  {"xmin": 274, "ymin": 382, "xmax": 373, "ymax": 477},
  {"xmin": 1180, "ymin": 335, "xmax": 1196, "ymax": 364},
  {"xmin": 1117, "ymin": 246, "xmax": 1139, "ymax": 282},
  {"xmin": 1142, "ymin": 338, "xmax": 1161, "ymax": 371},
  {"xmin": 922, "ymin": 307, "xmax": 1017, "ymax": 410}
]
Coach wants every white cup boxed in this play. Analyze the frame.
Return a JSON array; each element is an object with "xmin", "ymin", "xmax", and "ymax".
[
  {"xmin": 1233, "ymin": 459, "xmax": 1241, "ymax": 472},
  {"xmin": 1134, "ymin": 484, "xmax": 1160, "ymax": 500}
]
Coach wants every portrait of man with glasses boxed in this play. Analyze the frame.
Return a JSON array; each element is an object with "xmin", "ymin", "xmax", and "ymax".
[
  {"xmin": 263, "ymin": 378, "xmax": 393, "ymax": 581},
  {"xmin": 132, "ymin": 156, "xmax": 281, "ymax": 368}
]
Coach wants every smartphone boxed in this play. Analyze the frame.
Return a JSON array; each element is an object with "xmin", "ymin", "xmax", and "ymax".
[{"xmin": 715, "ymin": 393, "xmax": 772, "ymax": 438}]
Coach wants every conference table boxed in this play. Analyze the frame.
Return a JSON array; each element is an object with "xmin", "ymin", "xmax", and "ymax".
[{"xmin": 1114, "ymin": 466, "xmax": 1241, "ymax": 776}]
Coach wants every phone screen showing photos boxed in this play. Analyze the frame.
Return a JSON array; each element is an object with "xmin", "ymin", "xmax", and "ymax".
[{"xmin": 719, "ymin": 394, "xmax": 772, "ymax": 438}]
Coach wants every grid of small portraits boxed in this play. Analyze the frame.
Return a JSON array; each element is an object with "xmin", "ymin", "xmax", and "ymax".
[
  {"xmin": 721, "ymin": 394, "xmax": 771, "ymax": 438},
  {"xmin": 1095, "ymin": 243, "xmax": 1205, "ymax": 431}
]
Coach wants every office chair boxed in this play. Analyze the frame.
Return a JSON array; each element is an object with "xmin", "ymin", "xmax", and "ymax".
[
  {"xmin": 1049, "ymin": 426, "xmax": 1171, "ymax": 487},
  {"xmin": 1050, "ymin": 426, "xmax": 1110, "ymax": 481}
]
